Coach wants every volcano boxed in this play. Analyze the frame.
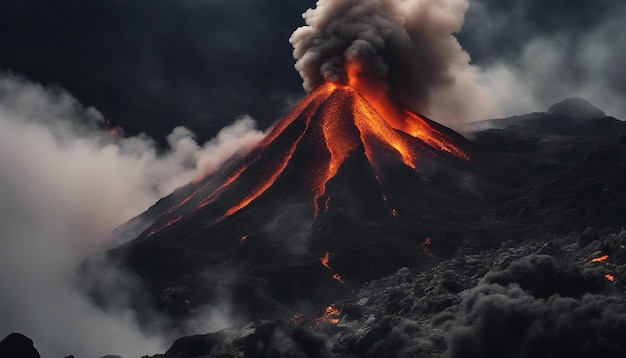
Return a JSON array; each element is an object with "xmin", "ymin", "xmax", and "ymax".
[{"xmin": 88, "ymin": 82, "xmax": 530, "ymax": 322}]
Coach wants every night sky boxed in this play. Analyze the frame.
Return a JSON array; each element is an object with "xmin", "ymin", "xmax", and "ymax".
[{"xmin": 1, "ymin": 0, "xmax": 625, "ymax": 143}]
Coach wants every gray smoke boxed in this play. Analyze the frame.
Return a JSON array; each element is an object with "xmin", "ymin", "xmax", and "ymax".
[
  {"xmin": 290, "ymin": 0, "xmax": 499, "ymax": 125},
  {"xmin": 0, "ymin": 74, "xmax": 263, "ymax": 357},
  {"xmin": 435, "ymin": 254, "xmax": 626, "ymax": 358},
  {"xmin": 468, "ymin": 0, "xmax": 626, "ymax": 119}
]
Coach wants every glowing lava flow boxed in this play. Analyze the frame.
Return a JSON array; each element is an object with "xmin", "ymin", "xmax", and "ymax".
[
  {"xmin": 319, "ymin": 252, "xmax": 331, "ymax": 269},
  {"xmin": 591, "ymin": 255, "xmax": 609, "ymax": 263},
  {"xmin": 319, "ymin": 252, "xmax": 344, "ymax": 283},
  {"xmin": 146, "ymin": 215, "xmax": 183, "ymax": 237},
  {"xmin": 180, "ymin": 66, "xmax": 473, "ymax": 221},
  {"xmin": 606, "ymin": 274, "xmax": 616, "ymax": 282},
  {"xmin": 314, "ymin": 304, "xmax": 341, "ymax": 326}
]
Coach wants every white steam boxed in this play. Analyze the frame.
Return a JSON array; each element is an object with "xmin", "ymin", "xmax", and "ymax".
[
  {"xmin": 472, "ymin": 1, "xmax": 626, "ymax": 119},
  {"xmin": 0, "ymin": 74, "xmax": 264, "ymax": 357},
  {"xmin": 290, "ymin": 0, "xmax": 499, "ymax": 124}
]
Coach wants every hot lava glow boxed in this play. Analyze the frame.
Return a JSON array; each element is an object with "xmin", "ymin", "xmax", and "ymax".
[
  {"xmin": 605, "ymin": 274, "xmax": 616, "ymax": 282},
  {"xmin": 332, "ymin": 273, "xmax": 344, "ymax": 283},
  {"xmin": 421, "ymin": 237, "xmax": 435, "ymax": 259},
  {"xmin": 314, "ymin": 304, "xmax": 341, "ymax": 326},
  {"xmin": 167, "ymin": 60, "xmax": 473, "ymax": 224},
  {"xmin": 591, "ymin": 255, "xmax": 609, "ymax": 263},
  {"xmin": 319, "ymin": 252, "xmax": 331, "ymax": 269},
  {"xmin": 146, "ymin": 215, "xmax": 183, "ymax": 237}
]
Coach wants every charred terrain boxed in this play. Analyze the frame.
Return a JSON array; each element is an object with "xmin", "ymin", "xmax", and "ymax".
[{"xmin": 76, "ymin": 88, "xmax": 626, "ymax": 357}]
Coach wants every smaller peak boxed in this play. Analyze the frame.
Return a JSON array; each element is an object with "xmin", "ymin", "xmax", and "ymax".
[{"xmin": 548, "ymin": 97, "xmax": 606, "ymax": 118}]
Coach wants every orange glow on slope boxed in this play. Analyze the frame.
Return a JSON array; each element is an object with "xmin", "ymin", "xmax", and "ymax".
[
  {"xmin": 223, "ymin": 124, "xmax": 309, "ymax": 217},
  {"xmin": 181, "ymin": 66, "xmax": 472, "ymax": 221},
  {"xmin": 403, "ymin": 111, "xmax": 470, "ymax": 160},
  {"xmin": 319, "ymin": 252, "xmax": 331, "ymax": 269},
  {"xmin": 146, "ymin": 215, "xmax": 183, "ymax": 237},
  {"xmin": 606, "ymin": 274, "xmax": 616, "ymax": 282},
  {"xmin": 332, "ymin": 273, "xmax": 344, "ymax": 283},
  {"xmin": 315, "ymin": 305, "xmax": 341, "ymax": 326},
  {"xmin": 421, "ymin": 237, "xmax": 435, "ymax": 258},
  {"xmin": 345, "ymin": 60, "xmax": 469, "ymax": 161},
  {"xmin": 591, "ymin": 255, "xmax": 609, "ymax": 263}
]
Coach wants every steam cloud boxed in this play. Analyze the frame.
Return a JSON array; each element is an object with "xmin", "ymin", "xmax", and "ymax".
[
  {"xmin": 290, "ymin": 0, "xmax": 499, "ymax": 124},
  {"xmin": 0, "ymin": 74, "xmax": 264, "ymax": 357},
  {"xmin": 468, "ymin": 0, "xmax": 626, "ymax": 119}
]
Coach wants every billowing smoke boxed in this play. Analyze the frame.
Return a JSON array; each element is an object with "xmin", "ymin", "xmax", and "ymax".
[
  {"xmin": 435, "ymin": 254, "xmax": 626, "ymax": 358},
  {"xmin": 466, "ymin": 0, "xmax": 626, "ymax": 119},
  {"xmin": 290, "ymin": 0, "xmax": 499, "ymax": 124},
  {"xmin": 0, "ymin": 74, "xmax": 264, "ymax": 357}
]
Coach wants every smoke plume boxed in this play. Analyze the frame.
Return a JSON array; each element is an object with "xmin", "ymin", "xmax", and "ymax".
[
  {"xmin": 0, "ymin": 73, "xmax": 263, "ymax": 357},
  {"xmin": 290, "ymin": 0, "xmax": 499, "ymax": 124}
]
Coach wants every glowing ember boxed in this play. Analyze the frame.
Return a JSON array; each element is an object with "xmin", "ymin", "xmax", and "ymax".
[
  {"xmin": 165, "ymin": 188, "xmax": 201, "ymax": 214},
  {"xmin": 421, "ymin": 237, "xmax": 435, "ymax": 259},
  {"xmin": 146, "ymin": 215, "xmax": 183, "ymax": 237},
  {"xmin": 240, "ymin": 235, "xmax": 248, "ymax": 244},
  {"xmin": 332, "ymin": 273, "xmax": 344, "ymax": 283},
  {"xmin": 591, "ymin": 255, "xmax": 609, "ymax": 263},
  {"xmin": 319, "ymin": 252, "xmax": 331, "ymax": 269},
  {"xmin": 315, "ymin": 304, "xmax": 341, "ymax": 326},
  {"xmin": 605, "ymin": 274, "xmax": 616, "ymax": 282}
]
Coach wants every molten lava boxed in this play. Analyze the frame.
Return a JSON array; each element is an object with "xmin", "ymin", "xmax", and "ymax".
[
  {"xmin": 591, "ymin": 255, "xmax": 609, "ymax": 263},
  {"xmin": 169, "ymin": 61, "xmax": 473, "ymax": 223},
  {"xmin": 606, "ymin": 274, "xmax": 616, "ymax": 282},
  {"xmin": 146, "ymin": 215, "xmax": 183, "ymax": 237},
  {"xmin": 319, "ymin": 252, "xmax": 331, "ymax": 269},
  {"xmin": 314, "ymin": 304, "xmax": 341, "ymax": 326}
]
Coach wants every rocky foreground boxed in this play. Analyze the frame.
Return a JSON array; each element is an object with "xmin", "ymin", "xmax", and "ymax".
[{"xmin": 7, "ymin": 228, "xmax": 626, "ymax": 357}]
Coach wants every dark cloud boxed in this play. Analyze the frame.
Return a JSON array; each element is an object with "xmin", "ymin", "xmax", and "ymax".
[
  {"xmin": 435, "ymin": 254, "xmax": 626, "ymax": 358},
  {"xmin": 461, "ymin": 0, "xmax": 626, "ymax": 119}
]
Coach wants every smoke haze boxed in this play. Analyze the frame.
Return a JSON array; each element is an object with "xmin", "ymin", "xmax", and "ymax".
[
  {"xmin": 290, "ymin": 0, "xmax": 499, "ymax": 125},
  {"xmin": 465, "ymin": 0, "xmax": 626, "ymax": 119},
  {"xmin": 0, "ymin": 74, "xmax": 263, "ymax": 357}
]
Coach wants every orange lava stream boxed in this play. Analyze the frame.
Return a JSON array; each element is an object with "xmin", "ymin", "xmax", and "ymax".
[
  {"xmin": 146, "ymin": 215, "xmax": 183, "ymax": 237},
  {"xmin": 403, "ymin": 111, "xmax": 470, "ymax": 160},
  {"xmin": 313, "ymin": 88, "xmax": 361, "ymax": 215},
  {"xmin": 319, "ymin": 252, "xmax": 331, "ymax": 269},
  {"xmin": 591, "ymin": 255, "xmax": 609, "ymax": 263},
  {"xmin": 349, "ymin": 90, "xmax": 419, "ymax": 170},
  {"xmin": 606, "ymin": 274, "xmax": 616, "ymax": 282},
  {"xmin": 224, "ymin": 128, "xmax": 307, "ymax": 217},
  {"xmin": 315, "ymin": 305, "xmax": 341, "ymax": 326}
]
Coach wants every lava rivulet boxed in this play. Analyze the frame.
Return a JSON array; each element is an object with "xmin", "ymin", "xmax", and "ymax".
[{"xmin": 179, "ymin": 74, "xmax": 472, "ymax": 220}]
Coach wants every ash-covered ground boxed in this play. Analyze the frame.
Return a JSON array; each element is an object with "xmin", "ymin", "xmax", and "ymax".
[{"xmin": 148, "ymin": 228, "xmax": 626, "ymax": 358}]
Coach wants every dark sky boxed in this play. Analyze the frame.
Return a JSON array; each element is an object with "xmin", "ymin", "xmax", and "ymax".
[{"xmin": 1, "ymin": 0, "xmax": 625, "ymax": 144}]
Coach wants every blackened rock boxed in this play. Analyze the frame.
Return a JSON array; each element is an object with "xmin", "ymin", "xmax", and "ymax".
[
  {"xmin": 548, "ymin": 97, "xmax": 606, "ymax": 118},
  {"xmin": 0, "ymin": 333, "xmax": 40, "ymax": 358},
  {"xmin": 163, "ymin": 334, "xmax": 221, "ymax": 358}
]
